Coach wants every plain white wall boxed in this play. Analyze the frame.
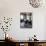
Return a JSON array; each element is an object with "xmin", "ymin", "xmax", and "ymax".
[{"xmin": 0, "ymin": 0, "xmax": 46, "ymax": 40}]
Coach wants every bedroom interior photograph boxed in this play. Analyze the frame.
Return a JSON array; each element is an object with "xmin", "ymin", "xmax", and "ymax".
[{"xmin": 0, "ymin": 0, "xmax": 46, "ymax": 46}]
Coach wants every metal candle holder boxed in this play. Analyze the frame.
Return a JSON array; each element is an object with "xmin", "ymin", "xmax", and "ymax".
[{"xmin": 1, "ymin": 17, "xmax": 12, "ymax": 40}]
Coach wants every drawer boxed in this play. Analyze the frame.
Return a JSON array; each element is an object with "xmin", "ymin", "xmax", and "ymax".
[
  {"xmin": 16, "ymin": 43, "xmax": 28, "ymax": 46},
  {"xmin": 20, "ymin": 43, "xmax": 28, "ymax": 46},
  {"xmin": 38, "ymin": 43, "xmax": 46, "ymax": 46},
  {"xmin": 38, "ymin": 44, "xmax": 43, "ymax": 46},
  {"xmin": 43, "ymin": 43, "xmax": 46, "ymax": 46},
  {"xmin": 24, "ymin": 43, "xmax": 28, "ymax": 46}
]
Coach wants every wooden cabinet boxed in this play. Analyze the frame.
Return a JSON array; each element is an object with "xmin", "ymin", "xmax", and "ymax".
[{"xmin": 0, "ymin": 41, "xmax": 46, "ymax": 46}]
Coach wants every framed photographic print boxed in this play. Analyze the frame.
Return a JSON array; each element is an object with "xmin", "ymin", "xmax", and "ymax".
[{"xmin": 20, "ymin": 12, "xmax": 32, "ymax": 28}]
